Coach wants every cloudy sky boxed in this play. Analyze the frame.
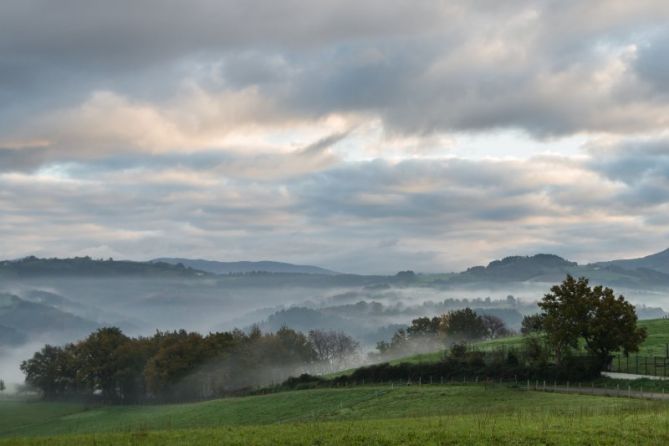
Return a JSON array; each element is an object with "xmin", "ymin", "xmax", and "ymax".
[{"xmin": 1, "ymin": 0, "xmax": 669, "ymax": 273}]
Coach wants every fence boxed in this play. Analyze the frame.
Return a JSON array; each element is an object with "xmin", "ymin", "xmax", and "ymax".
[{"xmin": 610, "ymin": 354, "xmax": 669, "ymax": 377}]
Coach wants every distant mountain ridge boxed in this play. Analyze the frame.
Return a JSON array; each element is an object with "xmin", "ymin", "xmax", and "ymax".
[
  {"xmin": 448, "ymin": 251, "xmax": 669, "ymax": 288},
  {"xmin": 4, "ymin": 248, "xmax": 669, "ymax": 287},
  {"xmin": 0, "ymin": 256, "xmax": 208, "ymax": 278},
  {"xmin": 462, "ymin": 254, "xmax": 576, "ymax": 282},
  {"xmin": 152, "ymin": 258, "xmax": 340, "ymax": 275},
  {"xmin": 590, "ymin": 248, "xmax": 669, "ymax": 275}
]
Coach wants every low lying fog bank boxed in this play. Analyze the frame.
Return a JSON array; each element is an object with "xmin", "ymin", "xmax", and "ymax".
[
  {"xmin": 0, "ymin": 341, "xmax": 46, "ymax": 389},
  {"xmin": 2, "ymin": 277, "xmax": 667, "ymax": 391}
]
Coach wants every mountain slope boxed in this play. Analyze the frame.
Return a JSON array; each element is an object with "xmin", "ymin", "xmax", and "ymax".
[
  {"xmin": 591, "ymin": 248, "xmax": 669, "ymax": 275},
  {"xmin": 153, "ymin": 258, "xmax": 339, "ymax": 275},
  {"xmin": 442, "ymin": 252, "xmax": 669, "ymax": 288},
  {"xmin": 0, "ymin": 293, "xmax": 99, "ymax": 342}
]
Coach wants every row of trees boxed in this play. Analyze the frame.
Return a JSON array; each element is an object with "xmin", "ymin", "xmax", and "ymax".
[
  {"xmin": 376, "ymin": 308, "xmax": 511, "ymax": 355},
  {"xmin": 20, "ymin": 326, "xmax": 359, "ymax": 402}
]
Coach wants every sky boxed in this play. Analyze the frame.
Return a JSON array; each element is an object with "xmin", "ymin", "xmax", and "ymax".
[{"xmin": 1, "ymin": 0, "xmax": 669, "ymax": 274}]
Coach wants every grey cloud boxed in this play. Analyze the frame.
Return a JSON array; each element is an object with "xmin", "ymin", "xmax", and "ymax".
[
  {"xmin": 0, "ymin": 147, "xmax": 50, "ymax": 172},
  {"xmin": 3, "ymin": 1, "xmax": 669, "ymax": 140},
  {"xmin": 299, "ymin": 131, "xmax": 351, "ymax": 156},
  {"xmin": 588, "ymin": 139, "xmax": 669, "ymax": 184},
  {"xmin": 3, "ymin": 151, "xmax": 669, "ymax": 273},
  {"xmin": 4, "ymin": 1, "xmax": 669, "ymax": 273},
  {"xmin": 635, "ymin": 32, "xmax": 669, "ymax": 93}
]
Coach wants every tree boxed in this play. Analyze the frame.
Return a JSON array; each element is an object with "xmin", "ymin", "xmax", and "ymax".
[
  {"xmin": 440, "ymin": 308, "xmax": 487, "ymax": 341},
  {"xmin": 77, "ymin": 327, "xmax": 131, "ymax": 401},
  {"xmin": 539, "ymin": 275, "xmax": 647, "ymax": 366},
  {"xmin": 406, "ymin": 316, "xmax": 441, "ymax": 338},
  {"xmin": 20, "ymin": 344, "xmax": 78, "ymax": 398},
  {"xmin": 481, "ymin": 315, "xmax": 510, "ymax": 339},
  {"xmin": 521, "ymin": 314, "xmax": 543, "ymax": 335},
  {"xmin": 308, "ymin": 330, "xmax": 359, "ymax": 371},
  {"xmin": 583, "ymin": 285, "xmax": 647, "ymax": 365},
  {"xmin": 144, "ymin": 332, "xmax": 208, "ymax": 396},
  {"xmin": 0, "ymin": 379, "xmax": 5, "ymax": 392}
]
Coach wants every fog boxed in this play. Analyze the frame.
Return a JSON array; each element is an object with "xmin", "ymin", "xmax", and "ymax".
[{"xmin": 1, "ymin": 274, "xmax": 667, "ymax": 388}]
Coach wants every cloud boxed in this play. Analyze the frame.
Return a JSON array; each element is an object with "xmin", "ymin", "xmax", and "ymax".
[
  {"xmin": 635, "ymin": 31, "xmax": 669, "ymax": 94},
  {"xmin": 3, "ymin": 1, "xmax": 669, "ymax": 271},
  {"xmin": 2, "ymin": 142, "xmax": 669, "ymax": 273},
  {"xmin": 3, "ymin": 1, "xmax": 669, "ymax": 141}
]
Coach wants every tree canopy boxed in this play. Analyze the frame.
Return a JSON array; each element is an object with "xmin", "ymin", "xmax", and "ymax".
[
  {"xmin": 538, "ymin": 275, "xmax": 647, "ymax": 366},
  {"xmin": 21, "ymin": 326, "xmax": 359, "ymax": 402}
]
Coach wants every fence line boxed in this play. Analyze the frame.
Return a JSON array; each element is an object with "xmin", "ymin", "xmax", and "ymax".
[{"xmin": 610, "ymin": 354, "xmax": 669, "ymax": 377}]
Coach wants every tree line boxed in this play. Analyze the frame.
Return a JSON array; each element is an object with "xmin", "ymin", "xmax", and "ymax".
[
  {"xmin": 288, "ymin": 277, "xmax": 648, "ymax": 388},
  {"xmin": 20, "ymin": 326, "xmax": 358, "ymax": 402},
  {"xmin": 376, "ymin": 308, "xmax": 512, "ymax": 356}
]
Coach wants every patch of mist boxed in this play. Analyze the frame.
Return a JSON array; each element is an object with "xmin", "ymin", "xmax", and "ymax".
[{"xmin": 0, "ymin": 340, "xmax": 45, "ymax": 389}]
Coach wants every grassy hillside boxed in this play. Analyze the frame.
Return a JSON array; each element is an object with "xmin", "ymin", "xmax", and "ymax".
[
  {"xmin": 2, "ymin": 385, "xmax": 669, "ymax": 445},
  {"xmin": 632, "ymin": 319, "xmax": 669, "ymax": 356},
  {"xmin": 392, "ymin": 318, "xmax": 669, "ymax": 366}
]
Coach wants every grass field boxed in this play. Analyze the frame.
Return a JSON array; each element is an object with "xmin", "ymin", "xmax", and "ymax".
[
  {"xmin": 4, "ymin": 320, "xmax": 669, "ymax": 445},
  {"xmin": 3, "ymin": 384, "xmax": 669, "ymax": 445}
]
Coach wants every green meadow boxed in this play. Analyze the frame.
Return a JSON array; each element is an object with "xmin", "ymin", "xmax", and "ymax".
[
  {"xmin": 2, "ymin": 385, "xmax": 669, "ymax": 445},
  {"xmin": 4, "ymin": 319, "xmax": 669, "ymax": 445}
]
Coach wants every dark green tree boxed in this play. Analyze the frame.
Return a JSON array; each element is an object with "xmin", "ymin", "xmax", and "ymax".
[
  {"xmin": 539, "ymin": 275, "xmax": 647, "ymax": 366},
  {"xmin": 77, "ymin": 327, "xmax": 131, "ymax": 401},
  {"xmin": 583, "ymin": 285, "xmax": 647, "ymax": 365},
  {"xmin": 406, "ymin": 316, "xmax": 441, "ymax": 338},
  {"xmin": 520, "ymin": 314, "xmax": 544, "ymax": 335},
  {"xmin": 441, "ymin": 308, "xmax": 487, "ymax": 341},
  {"xmin": 20, "ymin": 344, "xmax": 78, "ymax": 398}
]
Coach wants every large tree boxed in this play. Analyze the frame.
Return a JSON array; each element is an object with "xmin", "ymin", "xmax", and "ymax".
[
  {"xmin": 539, "ymin": 275, "xmax": 647, "ymax": 366},
  {"xmin": 20, "ymin": 344, "xmax": 78, "ymax": 398},
  {"xmin": 307, "ymin": 330, "xmax": 359, "ymax": 371},
  {"xmin": 441, "ymin": 308, "xmax": 487, "ymax": 341},
  {"xmin": 77, "ymin": 327, "xmax": 131, "ymax": 400}
]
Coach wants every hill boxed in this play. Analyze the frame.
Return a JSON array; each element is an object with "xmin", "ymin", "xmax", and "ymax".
[
  {"xmin": 391, "ymin": 318, "xmax": 669, "ymax": 367},
  {"xmin": 152, "ymin": 258, "xmax": 339, "ymax": 275},
  {"xmin": 0, "ymin": 293, "xmax": 98, "ymax": 345},
  {"xmin": 591, "ymin": 248, "xmax": 669, "ymax": 275},
  {"xmin": 454, "ymin": 254, "xmax": 577, "ymax": 283},
  {"xmin": 0, "ymin": 257, "xmax": 208, "ymax": 278},
  {"xmin": 442, "ymin": 252, "xmax": 669, "ymax": 288}
]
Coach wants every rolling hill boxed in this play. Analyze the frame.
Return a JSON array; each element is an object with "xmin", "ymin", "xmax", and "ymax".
[
  {"xmin": 152, "ymin": 258, "xmax": 339, "ymax": 275},
  {"xmin": 0, "ymin": 293, "xmax": 99, "ymax": 345},
  {"xmin": 0, "ymin": 257, "xmax": 208, "ymax": 278},
  {"xmin": 591, "ymin": 248, "xmax": 669, "ymax": 275},
  {"xmin": 443, "ymin": 252, "xmax": 669, "ymax": 288}
]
